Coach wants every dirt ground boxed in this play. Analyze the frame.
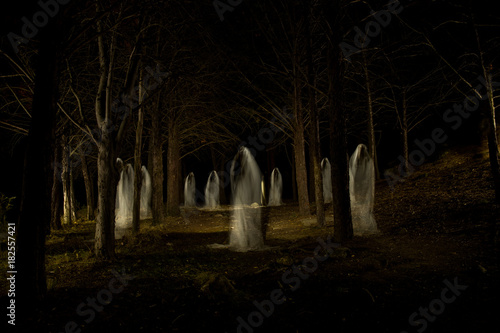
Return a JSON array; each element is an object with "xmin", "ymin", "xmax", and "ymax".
[{"xmin": 2, "ymin": 143, "xmax": 499, "ymax": 333}]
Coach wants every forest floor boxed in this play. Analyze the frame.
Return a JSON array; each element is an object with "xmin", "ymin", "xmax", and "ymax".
[{"xmin": 1, "ymin": 143, "xmax": 499, "ymax": 333}]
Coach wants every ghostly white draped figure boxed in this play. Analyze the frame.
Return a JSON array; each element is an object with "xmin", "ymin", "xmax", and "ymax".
[
  {"xmin": 268, "ymin": 168, "xmax": 282, "ymax": 206},
  {"xmin": 115, "ymin": 159, "xmax": 134, "ymax": 229},
  {"xmin": 349, "ymin": 144, "xmax": 378, "ymax": 235},
  {"xmin": 184, "ymin": 172, "xmax": 196, "ymax": 207},
  {"xmin": 205, "ymin": 171, "xmax": 220, "ymax": 208},
  {"xmin": 229, "ymin": 147, "xmax": 264, "ymax": 251},
  {"xmin": 321, "ymin": 158, "xmax": 333, "ymax": 204},
  {"xmin": 140, "ymin": 166, "xmax": 152, "ymax": 218}
]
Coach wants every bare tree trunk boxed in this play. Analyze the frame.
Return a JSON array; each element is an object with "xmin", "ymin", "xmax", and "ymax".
[
  {"xmin": 132, "ymin": 71, "xmax": 144, "ymax": 233},
  {"xmin": 362, "ymin": 51, "xmax": 380, "ymax": 179},
  {"xmin": 327, "ymin": 0, "xmax": 353, "ymax": 242},
  {"xmin": 308, "ymin": 141, "xmax": 315, "ymax": 202},
  {"xmin": 70, "ymin": 165, "xmax": 77, "ymax": 221},
  {"xmin": 79, "ymin": 145, "xmax": 95, "ymax": 220},
  {"xmin": 402, "ymin": 127, "xmax": 409, "ymax": 174},
  {"xmin": 402, "ymin": 98, "xmax": 410, "ymax": 174},
  {"xmin": 51, "ymin": 141, "xmax": 62, "ymax": 230},
  {"xmin": 291, "ymin": 153, "xmax": 297, "ymax": 201},
  {"xmin": 294, "ymin": 122, "xmax": 310, "ymax": 215},
  {"xmin": 484, "ymin": 69, "xmax": 500, "ymax": 201},
  {"xmin": 306, "ymin": 1, "xmax": 325, "ymax": 226},
  {"xmin": 61, "ymin": 138, "xmax": 72, "ymax": 225},
  {"xmin": 94, "ymin": 9, "xmax": 117, "ymax": 258},
  {"xmin": 95, "ymin": 135, "xmax": 117, "ymax": 259},
  {"xmin": 151, "ymin": 93, "xmax": 165, "ymax": 224},
  {"xmin": 93, "ymin": 4, "xmax": 142, "ymax": 258},
  {"xmin": 472, "ymin": 14, "xmax": 500, "ymax": 202},
  {"xmin": 17, "ymin": 23, "xmax": 59, "ymax": 323},
  {"xmin": 309, "ymin": 110, "xmax": 325, "ymax": 225},
  {"xmin": 473, "ymin": 25, "xmax": 500, "ymax": 200},
  {"xmin": 293, "ymin": 53, "xmax": 310, "ymax": 215},
  {"xmin": 166, "ymin": 118, "xmax": 181, "ymax": 216}
]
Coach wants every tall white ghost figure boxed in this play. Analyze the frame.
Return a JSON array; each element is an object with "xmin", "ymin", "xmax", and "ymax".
[
  {"xmin": 268, "ymin": 168, "xmax": 282, "ymax": 206},
  {"xmin": 321, "ymin": 158, "xmax": 333, "ymax": 204},
  {"xmin": 229, "ymin": 147, "xmax": 264, "ymax": 252},
  {"xmin": 184, "ymin": 172, "xmax": 196, "ymax": 207},
  {"xmin": 349, "ymin": 144, "xmax": 378, "ymax": 235},
  {"xmin": 205, "ymin": 171, "xmax": 220, "ymax": 208},
  {"xmin": 140, "ymin": 166, "xmax": 152, "ymax": 218},
  {"xmin": 115, "ymin": 159, "xmax": 134, "ymax": 229}
]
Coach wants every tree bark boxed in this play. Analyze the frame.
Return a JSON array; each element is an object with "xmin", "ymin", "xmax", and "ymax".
[
  {"xmin": 61, "ymin": 137, "xmax": 73, "ymax": 225},
  {"xmin": 166, "ymin": 118, "xmax": 181, "ymax": 216},
  {"xmin": 70, "ymin": 165, "xmax": 77, "ymax": 221},
  {"xmin": 402, "ymin": 96, "xmax": 410, "ymax": 174},
  {"xmin": 306, "ymin": 1, "xmax": 325, "ymax": 226},
  {"xmin": 291, "ymin": 152, "xmax": 297, "ymax": 201},
  {"xmin": 308, "ymin": 141, "xmax": 316, "ymax": 202},
  {"xmin": 51, "ymin": 141, "xmax": 62, "ymax": 230},
  {"xmin": 94, "ymin": 13, "xmax": 118, "ymax": 258},
  {"xmin": 17, "ymin": 23, "xmax": 59, "ymax": 323},
  {"xmin": 327, "ymin": 0, "xmax": 353, "ymax": 242},
  {"xmin": 484, "ymin": 69, "xmax": 500, "ymax": 202},
  {"xmin": 150, "ymin": 93, "xmax": 165, "ymax": 224},
  {"xmin": 95, "ymin": 135, "xmax": 118, "ymax": 258},
  {"xmin": 93, "ymin": 4, "xmax": 141, "ymax": 258},
  {"xmin": 362, "ymin": 51, "xmax": 380, "ymax": 179},
  {"xmin": 79, "ymin": 145, "xmax": 95, "ymax": 220},
  {"xmin": 472, "ymin": 12, "xmax": 500, "ymax": 202},
  {"xmin": 293, "ymin": 52, "xmax": 310, "ymax": 215},
  {"xmin": 132, "ymin": 70, "xmax": 144, "ymax": 233}
]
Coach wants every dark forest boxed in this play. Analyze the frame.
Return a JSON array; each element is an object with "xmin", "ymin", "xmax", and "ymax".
[{"xmin": 0, "ymin": 0, "xmax": 498, "ymax": 332}]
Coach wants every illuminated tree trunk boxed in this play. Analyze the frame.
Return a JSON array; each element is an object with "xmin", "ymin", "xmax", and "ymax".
[{"xmin": 61, "ymin": 138, "xmax": 73, "ymax": 225}]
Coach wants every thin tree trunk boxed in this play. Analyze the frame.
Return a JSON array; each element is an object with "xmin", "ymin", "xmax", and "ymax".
[
  {"xmin": 294, "ymin": 122, "xmax": 310, "ymax": 215},
  {"xmin": 362, "ymin": 51, "xmax": 380, "ymax": 179},
  {"xmin": 293, "ymin": 53, "xmax": 310, "ymax": 215},
  {"xmin": 51, "ymin": 141, "xmax": 62, "ymax": 230},
  {"xmin": 327, "ymin": 2, "xmax": 353, "ymax": 241},
  {"xmin": 308, "ymin": 141, "xmax": 316, "ymax": 202},
  {"xmin": 70, "ymin": 165, "xmax": 77, "ymax": 221},
  {"xmin": 61, "ymin": 138, "xmax": 72, "ymax": 225},
  {"xmin": 403, "ymin": 127, "xmax": 409, "ymax": 174},
  {"xmin": 132, "ymin": 70, "xmax": 144, "ymax": 233},
  {"xmin": 485, "ymin": 69, "xmax": 500, "ymax": 201},
  {"xmin": 472, "ymin": 13, "xmax": 500, "ymax": 202},
  {"xmin": 402, "ymin": 99, "xmax": 410, "ymax": 174},
  {"xmin": 306, "ymin": 1, "xmax": 325, "ymax": 226},
  {"xmin": 80, "ymin": 145, "xmax": 95, "ymax": 220},
  {"xmin": 151, "ymin": 93, "xmax": 165, "ymax": 224},
  {"xmin": 291, "ymin": 152, "xmax": 297, "ymax": 201},
  {"xmin": 166, "ymin": 118, "xmax": 180, "ymax": 216}
]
